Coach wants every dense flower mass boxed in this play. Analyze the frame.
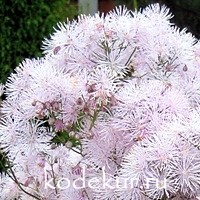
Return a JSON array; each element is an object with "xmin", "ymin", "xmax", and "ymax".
[{"xmin": 1, "ymin": 4, "xmax": 200, "ymax": 200}]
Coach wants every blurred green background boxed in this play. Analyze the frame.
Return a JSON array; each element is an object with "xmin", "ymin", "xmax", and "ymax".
[
  {"xmin": 1, "ymin": 0, "xmax": 200, "ymax": 83},
  {"xmin": 0, "ymin": 0, "xmax": 77, "ymax": 83}
]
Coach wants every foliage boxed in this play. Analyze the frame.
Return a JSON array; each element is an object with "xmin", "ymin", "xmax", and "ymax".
[
  {"xmin": 0, "ymin": 149, "xmax": 9, "ymax": 176},
  {"xmin": 0, "ymin": 0, "xmax": 77, "ymax": 83}
]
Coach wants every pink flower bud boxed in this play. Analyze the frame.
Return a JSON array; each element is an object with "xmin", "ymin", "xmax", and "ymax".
[
  {"xmin": 31, "ymin": 100, "xmax": 37, "ymax": 106},
  {"xmin": 51, "ymin": 101, "xmax": 60, "ymax": 111},
  {"xmin": 53, "ymin": 46, "xmax": 61, "ymax": 55},
  {"xmin": 24, "ymin": 176, "xmax": 34, "ymax": 187},
  {"xmin": 65, "ymin": 141, "xmax": 73, "ymax": 148},
  {"xmin": 48, "ymin": 117, "xmax": 55, "ymax": 125}
]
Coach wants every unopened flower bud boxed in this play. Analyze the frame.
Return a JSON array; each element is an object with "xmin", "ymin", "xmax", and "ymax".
[
  {"xmin": 74, "ymin": 134, "xmax": 80, "ymax": 140},
  {"xmin": 51, "ymin": 101, "xmax": 59, "ymax": 111},
  {"xmin": 32, "ymin": 100, "xmax": 37, "ymax": 106},
  {"xmin": 53, "ymin": 46, "xmax": 61, "ymax": 55},
  {"xmin": 86, "ymin": 132, "xmax": 94, "ymax": 139},
  {"xmin": 76, "ymin": 97, "xmax": 83, "ymax": 106},
  {"xmin": 86, "ymin": 83, "xmax": 96, "ymax": 93},
  {"xmin": 24, "ymin": 176, "xmax": 34, "ymax": 187},
  {"xmin": 45, "ymin": 101, "xmax": 51, "ymax": 109},
  {"xmin": 48, "ymin": 117, "xmax": 55, "ymax": 125},
  {"xmin": 36, "ymin": 179, "xmax": 40, "ymax": 187},
  {"xmin": 51, "ymin": 144, "xmax": 57, "ymax": 149},
  {"xmin": 165, "ymin": 64, "xmax": 171, "ymax": 71},
  {"xmin": 65, "ymin": 141, "xmax": 73, "ymax": 148},
  {"xmin": 36, "ymin": 111, "xmax": 45, "ymax": 119},
  {"xmin": 37, "ymin": 158, "xmax": 45, "ymax": 168},
  {"xmin": 83, "ymin": 104, "xmax": 90, "ymax": 113},
  {"xmin": 69, "ymin": 131, "xmax": 75, "ymax": 137},
  {"xmin": 183, "ymin": 65, "xmax": 188, "ymax": 72}
]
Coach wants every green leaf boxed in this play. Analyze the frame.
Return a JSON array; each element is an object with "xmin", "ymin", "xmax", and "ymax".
[{"xmin": 0, "ymin": 149, "xmax": 9, "ymax": 176}]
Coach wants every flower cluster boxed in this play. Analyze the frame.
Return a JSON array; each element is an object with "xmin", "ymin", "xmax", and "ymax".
[{"xmin": 1, "ymin": 4, "xmax": 200, "ymax": 200}]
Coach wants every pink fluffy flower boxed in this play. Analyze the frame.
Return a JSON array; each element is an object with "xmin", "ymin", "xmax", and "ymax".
[{"xmin": 1, "ymin": 3, "xmax": 200, "ymax": 200}]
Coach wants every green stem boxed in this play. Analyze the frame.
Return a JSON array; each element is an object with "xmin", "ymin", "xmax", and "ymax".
[
  {"xmin": 89, "ymin": 109, "xmax": 100, "ymax": 131},
  {"xmin": 133, "ymin": 0, "xmax": 138, "ymax": 10},
  {"xmin": 50, "ymin": 163, "xmax": 58, "ymax": 194}
]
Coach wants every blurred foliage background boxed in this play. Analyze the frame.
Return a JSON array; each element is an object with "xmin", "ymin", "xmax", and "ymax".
[{"xmin": 0, "ymin": 0, "xmax": 77, "ymax": 83}]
